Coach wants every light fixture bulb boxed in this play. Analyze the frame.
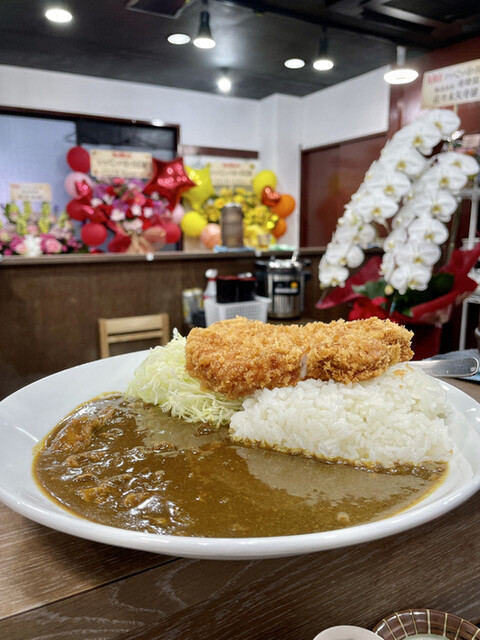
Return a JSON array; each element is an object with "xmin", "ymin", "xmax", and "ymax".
[
  {"xmin": 384, "ymin": 45, "xmax": 418, "ymax": 85},
  {"xmin": 193, "ymin": 2, "xmax": 215, "ymax": 49},
  {"xmin": 217, "ymin": 75, "xmax": 232, "ymax": 93},
  {"xmin": 45, "ymin": 7, "xmax": 72, "ymax": 23},
  {"xmin": 167, "ymin": 33, "xmax": 190, "ymax": 45},
  {"xmin": 313, "ymin": 28, "xmax": 334, "ymax": 72},
  {"xmin": 284, "ymin": 58, "xmax": 305, "ymax": 69},
  {"xmin": 313, "ymin": 58, "xmax": 334, "ymax": 71}
]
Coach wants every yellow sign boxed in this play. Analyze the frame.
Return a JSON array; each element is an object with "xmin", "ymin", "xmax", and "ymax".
[
  {"xmin": 421, "ymin": 59, "xmax": 480, "ymax": 108},
  {"xmin": 90, "ymin": 149, "xmax": 153, "ymax": 179},
  {"xmin": 10, "ymin": 182, "xmax": 52, "ymax": 202},
  {"xmin": 209, "ymin": 161, "xmax": 256, "ymax": 188}
]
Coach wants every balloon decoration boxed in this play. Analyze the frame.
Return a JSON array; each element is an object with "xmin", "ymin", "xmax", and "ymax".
[
  {"xmin": 180, "ymin": 211, "xmax": 207, "ymax": 237},
  {"xmin": 64, "ymin": 172, "xmax": 93, "ymax": 199},
  {"xmin": 183, "ymin": 166, "xmax": 215, "ymax": 210},
  {"xmin": 200, "ymin": 223, "xmax": 221, "ymax": 249},
  {"xmin": 142, "ymin": 225, "xmax": 167, "ymax": 251},
  {"xmin": 252, "ymin": 170, "xmax": 277, "ymax": 197},
  {"xmin": 66, "ymin": 199, "xmax": 94, "ymax": 222},
  {"xmin": 66, "ymin": 146, "xmax": 90, "ymax": 173},
  {"xmin": 271, "ymin": 193, "xmax": 295, "ymax": 218},
  {"xmin": 162, "ymin": 221, "xmax": 182, "ymax": 244},
  {"xmin": 261, "ymin": 186, "xmax": 281, "ymax": 207},
  {"xmin": 272, "ymin": 217, "xmax": 287, "ymax": 239},
  {"xmin": 144, "ymin": 157, "xmax": 196, "ymax": 210},
  {"xmin": 171, "ymin": 203, "xmax": 185, "ymax": 225},
  {"xmin": 81, "ymin": 222, "xmax": 108, "ymax": 246}
]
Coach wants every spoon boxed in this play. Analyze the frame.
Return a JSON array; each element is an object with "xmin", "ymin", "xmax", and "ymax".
[{"xmin": 412, "ymin": 356, "xmax": 479, "ymax": 378}]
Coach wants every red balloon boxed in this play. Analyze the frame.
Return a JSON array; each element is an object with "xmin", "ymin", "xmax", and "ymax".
[
  {"xmin": 67, "ymin": 146, "xmax": 90, "ymax": 173},
  {"xmin": 144, "ymin": 157, "xmax": 196, "ymax": 211},
  {"xmin": 162, "ymin": 221, "xmax": 182, "ymax": 244},
  {"xmin": 66, "ymin": 199, "xmax": 93, "ymax": 222},
  {"xmin": 108, "ymin": 232, "xmax": 131, "ymax": 253},
  {"xmin": 81, "ymin": 222, "xmax": 108, "ymax": 246},
  {"xmin": 262, "ymin": 186, "xmax": 281, "ymax": 207}
]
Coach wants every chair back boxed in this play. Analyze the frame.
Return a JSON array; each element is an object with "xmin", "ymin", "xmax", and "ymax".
[{"xmin": 98, "ymin": 313, "xmax": 170, "ymax": 358}]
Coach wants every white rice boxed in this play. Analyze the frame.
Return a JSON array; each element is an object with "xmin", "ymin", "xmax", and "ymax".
[{"xmin": 229, "ymin": 363, "xmax": 455, "ymax": 469}]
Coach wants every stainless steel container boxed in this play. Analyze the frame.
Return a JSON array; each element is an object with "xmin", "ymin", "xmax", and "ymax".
[
  {"xmin": 221, "ymin": 203, "xmax": 244, "ymax": 248},
  {"xmin": 255, "ymin": 257, "xmax": 310, "ymax": 319}
]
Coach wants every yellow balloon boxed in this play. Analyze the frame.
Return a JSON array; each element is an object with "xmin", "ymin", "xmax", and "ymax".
[
  {"xmin": 252, "ymin": 170, "xmax": 277, "ymax": 197},
  {"xmin": 183, "ymin": 166, "xmax": 216, "ymax": 209},
  {"xmin": 180, "ymin": 211, "xmax": 207, "ymax": 237}
]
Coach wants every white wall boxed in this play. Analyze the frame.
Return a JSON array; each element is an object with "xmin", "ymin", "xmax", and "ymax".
[
  {"xmin": 0, "ymin": 63, "xmax": 392, "ymax": 247},
  {"xmin": 302, "ymin": 67, "xmax": 390, "ymax": 149},
  {"xmin": 258, "ymin": 94, "xmax": 302, "ymax": 247},
  {"xmin": 0, "ymin": 65, "xmax": 259, "ymax": 150}
]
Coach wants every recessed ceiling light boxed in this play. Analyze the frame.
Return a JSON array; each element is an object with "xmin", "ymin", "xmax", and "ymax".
[
  {"xmin": 284, "ymin": 58, "xmax": 305, "ymax": 69},
  {"xmin": 217, "ymin": 75, "xmax": 232, "ymax": 93},
  {"xmin": 45, "ymin": 7, "xmax": 73, "ymax": 23},
  {"xmin": 313, "ymin": 58, "xmax": 334, "ymax": 71},
  {"xmin": 167, "ymin": 33, "xmax": 190, "ymax": 45}
]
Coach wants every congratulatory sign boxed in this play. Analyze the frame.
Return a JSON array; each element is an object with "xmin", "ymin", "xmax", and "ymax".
[
  {"xmin": 90, "ymin": 150, "xmax": 153, "ymax": 179},
  {"xmin": 422, "ymin": 58, "xmax": 480, "ymax": 108}
]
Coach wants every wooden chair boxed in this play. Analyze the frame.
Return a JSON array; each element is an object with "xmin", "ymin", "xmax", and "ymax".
[{"xmin": 98, "ymin": 313, "xmax": 170, "ymax": 359}]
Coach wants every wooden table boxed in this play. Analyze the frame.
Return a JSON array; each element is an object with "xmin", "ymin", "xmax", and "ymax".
[{"xmin": 1, "ymin": 379, "xmax": 480, "ymax": 640}]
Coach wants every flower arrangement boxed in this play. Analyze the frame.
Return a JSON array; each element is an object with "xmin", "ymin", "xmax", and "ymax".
[
  {"xmin": 179, "ymin": 167, "xmax": 296, "ymax": 249},
  {"xmin": 317, "ymin": 108, "xmax": 480, "ymax": 338},
  {"xmin": 0, "ymin": 201, "xmax": 85, "ymax": 256}
]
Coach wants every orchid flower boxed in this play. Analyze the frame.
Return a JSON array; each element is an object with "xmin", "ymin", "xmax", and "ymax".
[
  {"xmin": 393, "ymin": 239, "xmax": 441, "ymax": 268},
  {"xmin": 410, "ymin": 189, "xmax": 458, "ymax": 222},
  {"xmin": 417, "ymin": 163, "xmax": 468, "ymax": 194},
  {"xmin": 388, "ymin": 263, "xmax": 432, "ymax": 295},
  {"xmin": 408, "ymin": 216, "xmax": 449, "ymax": 245},
  {"xmin": 421, "ymin": 108, "xmax": 461, "ymax": 137},
  {"xmin": 366, "ymin": 170, "xmax": 412, "ymax": 201},
  {"xmin": 379, "ymin": 146, "xmax": 427, "ymax": 178},
  {"xmin": 435, "ymin": 151, "xmax": 480, "ymax": 177},
  {"xmin": 351, "ymin": 192, "xmax": 399, "ymax": 223},
  {"xmin": 391, "ymin": 120, "xmax": 442, "ymax": 155},
  {"xmin": 318, "ymin": 260, "xmax": 349, "ymax": 287}
]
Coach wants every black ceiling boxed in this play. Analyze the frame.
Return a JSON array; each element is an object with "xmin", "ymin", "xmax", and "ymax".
[{"xmin": 0, "ymin": 0, "xmax": 479, "ymax": 100}]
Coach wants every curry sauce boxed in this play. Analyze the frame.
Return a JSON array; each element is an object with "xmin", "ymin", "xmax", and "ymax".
[{"xmin": 33, "ymin": 393, "xmax": 447, "ymax": 537}]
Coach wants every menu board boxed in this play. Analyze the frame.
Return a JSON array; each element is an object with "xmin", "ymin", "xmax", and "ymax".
[
  {"xmin": 421, "ymin": 59, "xmax": 480, "ymax": 108},
  {"xmin": 90, "ymin": 149, "xmax": 153, "ymax": 179}
]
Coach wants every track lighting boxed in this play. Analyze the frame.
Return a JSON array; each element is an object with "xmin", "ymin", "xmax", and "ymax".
[
  {"xmin": 193, "ymin": 0, "xmax": 215, "ymax": 49},
  {"xmin": 313, "ymin": 28, "xmax": 334, "ymax": 71},
  {"xmin": 384, "ymin": 46, "xmax": 418, "ymax": 85}
]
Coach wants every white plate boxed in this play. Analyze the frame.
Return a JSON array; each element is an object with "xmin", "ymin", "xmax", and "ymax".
[{"xmin": 1, "ymin": 351, "xmax": 480, "ymax": 561}]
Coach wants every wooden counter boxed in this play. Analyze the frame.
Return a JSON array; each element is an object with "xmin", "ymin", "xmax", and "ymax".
[
  {"xmin": 1, "ymin": 249, "xmax": 345, "ymax": 399},
  {"xmin": 0, "ymin": 377, "xmax": 479, "ymax": 639}
]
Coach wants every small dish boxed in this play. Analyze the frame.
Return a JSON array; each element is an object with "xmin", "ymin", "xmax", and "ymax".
[{"xmin": 373, "ymin": 609, "xmax": 480, "ymax": 640}]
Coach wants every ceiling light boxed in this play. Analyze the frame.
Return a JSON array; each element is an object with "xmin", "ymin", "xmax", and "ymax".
[
  {"xmin": 167, "ymin": 33, "xmax": 190, "ymax": 45},
  {"xmin": 313, "ymin": 28, "xmax": 334, "ymax": 71},
  {"xmin": 217, "ymin": 74, "xmax": 232, "ymax": 93},
  {"xmin": 193, "ymin": 0, "xmax": 215, "ymax": 49},
  {"xmin": 284, "ymin": 58, "xmax": 305, "ymax": 69},
  {"xmin": 384, "ymin": 45, "xmax": 419, "ymax": 85},
  {"xmin": 45, "ymin": 7, "xmax": 72, "ymax": 23}
]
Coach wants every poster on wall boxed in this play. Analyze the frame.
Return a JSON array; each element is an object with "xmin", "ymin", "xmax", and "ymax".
[
  {"xmin": 9, "ymin": 182, "xmax": 52, "ymax": 202},
  {"xmin": 89, "ymin": 149, "xmax": 153, "ymax": 179},
  {"xmin": 421, "ymin": 58, "xmax": 480, "ymax": 108}
]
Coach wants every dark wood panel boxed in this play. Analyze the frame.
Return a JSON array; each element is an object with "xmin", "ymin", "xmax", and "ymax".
[{"xmin": 300, "ymin": 134, "xmax": 387, "ymax": 247}]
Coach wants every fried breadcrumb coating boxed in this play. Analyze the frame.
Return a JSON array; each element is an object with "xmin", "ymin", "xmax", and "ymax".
[{"xmin": 185, "ymin": 317, "xmax": 413, "ymax": 399}]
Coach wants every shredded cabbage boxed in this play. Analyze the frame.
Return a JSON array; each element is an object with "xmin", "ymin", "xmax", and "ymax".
[{"xmin": 126, "ymin": 330, "xmax": 243, "ymax": 427}]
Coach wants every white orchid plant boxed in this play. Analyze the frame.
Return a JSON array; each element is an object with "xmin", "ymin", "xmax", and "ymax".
[{"xmin": 318, "ymin": 109, "xmax": 480, "ymax": 316}]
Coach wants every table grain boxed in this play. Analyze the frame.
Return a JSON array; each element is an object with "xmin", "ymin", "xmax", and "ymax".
[{"xmin": 1, "ymin": 379, "xmax": 479, "ymax": 640}]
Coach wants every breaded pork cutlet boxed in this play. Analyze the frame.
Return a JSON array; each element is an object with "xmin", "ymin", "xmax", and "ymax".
[{"xmin": 185, "ymin": 317, "xmax": 413, "ymax": 399}]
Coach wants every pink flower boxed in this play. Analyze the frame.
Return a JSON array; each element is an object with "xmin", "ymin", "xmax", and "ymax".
[{"xmin": 41, "ymin": 236, "xmax": 63, "ymax": 254}]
